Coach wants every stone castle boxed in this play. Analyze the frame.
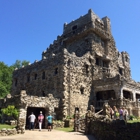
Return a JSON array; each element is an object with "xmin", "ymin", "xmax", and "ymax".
[{"xmin": 1, "ymin": 9, "xmax": 140, "ymax": 131}]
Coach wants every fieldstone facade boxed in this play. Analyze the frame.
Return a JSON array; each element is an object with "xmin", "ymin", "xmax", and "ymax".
[{"xmin": 0, "ymin": 9, "xmax": 140, "ymax": 131}]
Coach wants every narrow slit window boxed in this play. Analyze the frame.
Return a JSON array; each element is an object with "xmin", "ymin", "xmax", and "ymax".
[
  {"xmin": 55, "ymin": 68, "xmax": 58, "ymax": 75},
  {"xmin": 42, "ymin": 71, "xmax": 45, "ymax": 79},
  {"xmin": 34, "ymin": 74, "xmax": 37, "ymax": 80}
]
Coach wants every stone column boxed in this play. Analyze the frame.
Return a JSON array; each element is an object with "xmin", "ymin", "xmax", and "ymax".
[
  {"xmin": 115, "ymin": 88, "xmax": 123, "ymax": 99},
  {"xmin": 132, "ymin": 91, "xmax": 136, "ymax": 102},
  {"xmin": 17, "ymin": 108, "xmax": 27, "ymax": 134}
]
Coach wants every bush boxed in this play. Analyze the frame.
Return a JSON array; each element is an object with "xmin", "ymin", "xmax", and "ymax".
[
  {"xmin": 1, "ymin": 105, "xmax": 19, "ymax": 120},
  {"xmin": 129, "ymin": 115, "xmax": 137, "ymax": 120}
]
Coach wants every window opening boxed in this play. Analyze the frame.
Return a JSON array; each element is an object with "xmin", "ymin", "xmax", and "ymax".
[
  {"xmin": 27, "ymin": 75, "xmax": 30, "ymax": 82},
  {"xmin": 34, "ymin": 74, "xmax": 37, "ymax": 80},
  {"xmin": 42, "ymin": 91, "xmax": 45, "ymax": 97},
  {"xmin": 67, "ymin": 59, "xmax": 71, "ymax": 66},
  {"xmin": 119, "ymin": 68, "xmax": 123, "ymax": 75},
  {"xmin": 96, "ymin": 58, "xmax": 99, "ymax": 66},
  {"xmin": 80, "ymin": 87, "xmax": 84, "ymax": 94},
  {"xmin": 55, "ymin": 68, "xmax": 58, "ymax": 75},
  {"xmin": 72, "ymin": 25, "xmax": 77, "ymax": 30},
  {"xmin": 42, "ymin": 71, "xmax": 45, "ymax": 79},
  {"xmin": 85, "ymin": 65, "xmax": 89, "ymax": 76}
]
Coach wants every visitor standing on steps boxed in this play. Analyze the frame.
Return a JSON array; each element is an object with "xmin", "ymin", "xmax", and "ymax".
[
  {"xmin": 38, "ymin": 111, "xmax": 44, "ymax": 131},
  {"xmin": 46, "ymin": 113, "xmax": 53, "ymax": 131},
  {"xmin": 28, "ymin": 112, "xmax": 36, "ymax": 130}
]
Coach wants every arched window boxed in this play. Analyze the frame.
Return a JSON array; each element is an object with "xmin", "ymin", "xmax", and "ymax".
[{"xmin": 80, "ymin": 87, "xmax": 84, "ymax": 94}]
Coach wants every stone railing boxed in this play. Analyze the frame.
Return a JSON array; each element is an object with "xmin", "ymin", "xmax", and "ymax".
[{"xmin": 0, "ymin": 128, "xmax": 17, "ymax": 136}]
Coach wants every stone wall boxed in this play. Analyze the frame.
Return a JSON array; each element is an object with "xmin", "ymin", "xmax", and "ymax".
[
  {"xmin": 87, "ymin": 120, "xmax": 140, "ymax": 140},
  {"xmin": 0, "ymin": 128, "xmax": 17, "ymax": 136}
]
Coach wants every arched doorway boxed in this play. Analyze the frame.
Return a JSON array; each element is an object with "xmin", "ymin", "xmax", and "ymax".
[{"xmin": 26, "ymin": 107, "xmax": 48, "ymax": 129}]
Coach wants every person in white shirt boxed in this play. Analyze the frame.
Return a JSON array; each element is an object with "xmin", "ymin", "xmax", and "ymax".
[{"xmin": 28, "ymin": 112, "xmax": 36, "ymax": 130}]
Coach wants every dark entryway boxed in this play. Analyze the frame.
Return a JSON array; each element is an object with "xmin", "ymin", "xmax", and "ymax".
[
  {"xmin": 26, "ymin": 107, "xmax": 47, "ymax": 129},
  {"xmin": 96, "ymin": 90, "xmax": 116, "ymax": 101},
  {"xmin": 123, "ymin": 90, "xmax": 131, "ymax": 99}
]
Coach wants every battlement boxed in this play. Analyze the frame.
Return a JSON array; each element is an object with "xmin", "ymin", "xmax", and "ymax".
[{"xmin": 63, "ymin": 9, "xmax": 111, "ymax": 37}]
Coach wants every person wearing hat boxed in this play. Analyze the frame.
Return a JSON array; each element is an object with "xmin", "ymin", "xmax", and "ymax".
[{"xmin": 38, "ymin": 111, "xmax": 44, "ymax": 131}]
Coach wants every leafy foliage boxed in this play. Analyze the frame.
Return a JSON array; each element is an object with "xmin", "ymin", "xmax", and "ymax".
[
  {"xmin": 0, "ymin": 62, "xmax": 13, "ymax": 98},
  {"xmin": 0, "ymin": 60, "xmax": 30, "ymax": 98},
  {"xmin": 1, "ymin": 105, "xmax": 19, "ymax": 120},
  {"xmin": 11, "ymin": 60, "xmax": 30, "ymax": 69}
]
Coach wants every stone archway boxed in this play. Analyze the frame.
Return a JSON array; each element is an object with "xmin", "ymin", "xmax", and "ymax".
[{"xmin": 26, "ymin": 107, "xmax": 48, "ymax": 129}]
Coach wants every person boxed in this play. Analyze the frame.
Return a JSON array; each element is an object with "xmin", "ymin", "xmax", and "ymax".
[
  {"xmin": 46, "ymin": 113, "xmax": 53, "ymax": 131},
  {"xmin": 119, "ymin": 107, "xmax": 124, "ymax": 120},
  {"xmin": 123, "ymin": 107, "xmax": 128, "ymax": 121},
  {"xmin": 113, "ymin": 106, "xmax": 119, "ymax": 120},
  {"xmin": 109, "ymin": 106, "xmax": 114, "ymax": 119},
  {"xmin": 28, "ymin": 112, "xmax": 36, "ymax": 130},
  {"xmin": 38, "ymin": 111, "xmax": 44, "ymax": 131}
]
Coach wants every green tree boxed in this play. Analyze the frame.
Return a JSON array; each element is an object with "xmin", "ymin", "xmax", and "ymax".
[
  {"xmin": 0, "ymin": 62, "xmax": 13, "ymax": 98},
  {"xmin": 0, "ymin": 60, "xmax": 30, "ymax": 98},
  {"xmin": 12, "ymin": 60, "xmax": 30, "ymax": 69},
  {"xmin": 1, "ymin": 105, "xmax": 19, "ymax": 120}
]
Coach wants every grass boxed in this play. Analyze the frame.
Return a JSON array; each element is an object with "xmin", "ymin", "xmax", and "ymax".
[
  {"xmin": 0, "ymin": 124, "xmax": 16, "ymax": 130},
  {"xmin": 55, "ymin": 127, "xmax": 74, "ymax": 132},
  {"xmin": 127, "ymin": 120, "xmax": 140, "ymax": 123}
]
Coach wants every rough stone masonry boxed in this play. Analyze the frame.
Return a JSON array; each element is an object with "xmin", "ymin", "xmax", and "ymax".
[{"xmin": 0, "ymin": 9, "xmax": 140, "ymax": 132}]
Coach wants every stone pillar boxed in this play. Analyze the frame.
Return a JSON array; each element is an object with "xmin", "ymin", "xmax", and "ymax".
[
  {"xmin": 120, "ymin": 88, "xmax": 123, "ymax": 100},
  {"xmin": 115, "ymin": 88, "xmax": 123, "ymax": 99},
  {"xmin": 17, "ymin": 108, "xmax": 27, "ymax": 134},
  {"xmin": 132, "ymin": 91, "xmax": 136, "ymax": 102}
]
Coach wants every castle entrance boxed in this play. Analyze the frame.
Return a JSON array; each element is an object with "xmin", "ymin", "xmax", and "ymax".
[{"xmin": 26, "ymin": 107, "xmax": 47, "ymax": 129}]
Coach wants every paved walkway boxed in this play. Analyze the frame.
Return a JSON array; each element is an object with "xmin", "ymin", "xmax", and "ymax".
[{"xmin": 1, "ymin": 129, "xmax": 96, "ymax": 140}]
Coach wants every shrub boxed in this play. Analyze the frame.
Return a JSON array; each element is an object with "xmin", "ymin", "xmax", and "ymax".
[
  {"xmin": 1, "ymin": 105, "xmax": 19, "ymax": 120},
  {"xmin": 129, "ymin": 115, "xmax": 137, "ymax": 120}
]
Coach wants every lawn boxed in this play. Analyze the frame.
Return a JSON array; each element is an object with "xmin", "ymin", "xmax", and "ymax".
[
  {"xmin": 0, "ymin": 124, "xmax": 16, "ymax": 130},
  {"xmin": 55, "ymin": 127, "xmax": 74, "ymax": 132},
  {"xmin": 127, "ymin": 120, "xmax": 140, "ymax": 123}
]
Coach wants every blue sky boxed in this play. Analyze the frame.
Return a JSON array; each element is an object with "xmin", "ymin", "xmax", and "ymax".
[{"xmin": 0, "ymin": 0, "xmax": 140, "ymax": 82}]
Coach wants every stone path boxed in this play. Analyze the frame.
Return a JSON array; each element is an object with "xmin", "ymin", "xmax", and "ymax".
[{"xmin": 0, "ymin": 129, "xmax": 96, "ymax": 140}]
